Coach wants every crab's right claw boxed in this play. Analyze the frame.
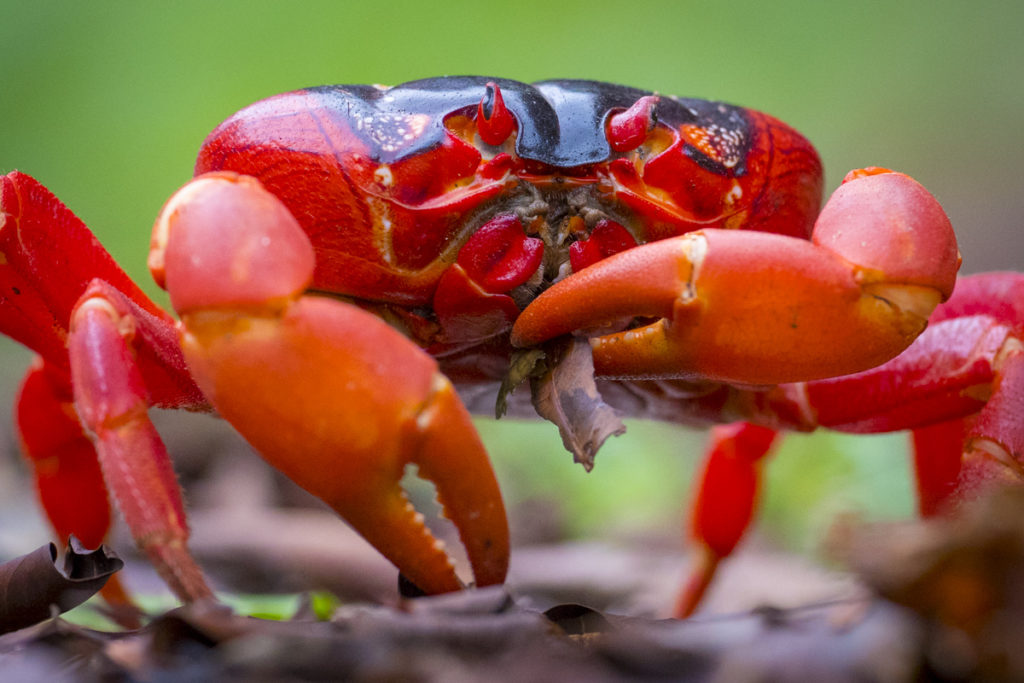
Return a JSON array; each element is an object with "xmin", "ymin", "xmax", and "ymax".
[
  {"xmin": 512, "ymin": 170, "xmax": 960, "ymax": 385},
  {"xmin": 151, "ymin": 173, "xmax": 509, "ymax": 594}
]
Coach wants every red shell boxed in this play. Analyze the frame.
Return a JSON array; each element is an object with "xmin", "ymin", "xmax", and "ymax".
[{"xmin": 195, "ymin": 78, "xmax": 823, "ymax": 343}]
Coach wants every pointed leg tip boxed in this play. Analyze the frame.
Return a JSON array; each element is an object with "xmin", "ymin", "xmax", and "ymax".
[{"xmin": 673, "ymin": 549, "xmax": 720, "ymax": 619}]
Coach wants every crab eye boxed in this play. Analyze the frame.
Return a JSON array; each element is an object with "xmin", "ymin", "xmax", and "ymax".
[
  {"xmin": 476, "ymin": 82, "xmax": 516, "ymax": 146},
  {"xmin": 606, "ymin": 95, "xmax": 660, "ymax": 152}
]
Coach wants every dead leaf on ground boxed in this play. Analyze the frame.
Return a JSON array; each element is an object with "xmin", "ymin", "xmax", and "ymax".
[
  {"xmin": 831, "ymin": 486, "xmax": 1024, "ymax": 679},
  {"xmin": 0, "ymin": 587, "xmax": 938, "ymax": 682},
  {"xmin": 0, "ymin": 539, "xmax": 123, "ymax": 634}
]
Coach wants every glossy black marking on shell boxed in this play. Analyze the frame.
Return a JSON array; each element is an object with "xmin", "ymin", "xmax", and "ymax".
[
  {"xmin": 305, "ymin": 77, "xmax": 753, "ymax": 170},
  {"xmin": 480, "ymin": 84, "xmax": 498, "ymax": 119}
]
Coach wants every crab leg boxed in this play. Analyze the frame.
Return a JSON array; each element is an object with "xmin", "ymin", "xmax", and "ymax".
[
  {"xmin": 15, "ymin": 359, "xmax": 145, "ymax": 617},
  {"xmin": 67, "ymin": 292, "xmax": 214, "ymax": 601},
  {"xmin": 675, "ymin": 272, "xmax": 1023, "ymax": 616},
  {"xmin": 910, "ymin": 418, "xmax": 967, "ymax": 517},
  {"xmin": 2, "ymin": 171, "xmax": 212, "ymax": 605},
  {"xmin": 16, "ymin": 360, "xmax": 111, "ymax": 552},
  {"xmin": 150, "ymin": 172, "xmax": 509, "ymax": 593},
  {"xmin": 676, "ymin": 422, "xmax": 777, "ymax": 617},
  {"xmin": 790, "ymin": 273, "xmax": 1024, "ymax": 504},
  {"xmin": 512, "ymin": 170, "xmax": 960, "ymax": 384}
]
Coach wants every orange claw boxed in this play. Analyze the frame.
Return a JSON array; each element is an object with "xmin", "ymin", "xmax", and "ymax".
[
  {"xmin": 512, "ymin": 170, "xmax": 960, "ymax": 384},
  {"xmin": 151, "ymin": 173, "xmax": 509, "ymax": 594}
]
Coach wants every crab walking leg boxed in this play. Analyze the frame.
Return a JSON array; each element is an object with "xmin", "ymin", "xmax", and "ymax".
[
  {"xmin": 67, "ymin": 296, "xmax": 213, "ymax": 602},
  {"xmin": 955, "ymin": 345, "xmax": 1024, "ymax": 494},
  {"xmin": 788, "ymin": 275, "xmax": 1024, "ymax": 509},
  {"xmin": 16, "ymin": 359, "xmax": 112, "ymax": 550},
  {"xmin": 1, "ymin": 170, "xmax": 213, "ymax": 608},
  {"xmin": 512, "ymin": 170, "xmax": 959, "ymax": 384},
  {"xmin": 151, "ymin": 172, "xmax": 509, "ymax": 594},
  {"xmin": 16, "ymin": 359, "xmax": 143, "ymax": 617},
  {"xmin": 904, "ymin": 353, "xmax": 1012, "ymax": 519},
  {"xmin": 669, "ymin": 273, "xmax": 1024, "ymax": 615},
  {"xmin": 675, "ymin": 422, "xmax": 777, "ymax": 618},
  {"xmin": 911, "ymin": 418, "xmax": 968, "ymax": 517}
]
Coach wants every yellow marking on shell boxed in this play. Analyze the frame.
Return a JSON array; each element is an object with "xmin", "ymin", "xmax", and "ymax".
[
  {"xmin": 963, "ymin": 383, "xmax": 993, "ymax": 402},
  {"xmin": 725, "ymin": 181, "xmax": 743, "ymax": 206},
  {"xmin": 366, "ymin": 196, "xmax": 396, "ymax": 265},
  {"xmin": 374, "ymin": 165, "xmax": 394, "ymax": 187},
  {"xmin": 677, "ymin": 233, "xmax": 706, "ymax": 302}
]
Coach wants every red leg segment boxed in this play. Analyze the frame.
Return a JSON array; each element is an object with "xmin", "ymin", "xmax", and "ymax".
[
  {"xmin": 68, "ymin": 295, "xmax": 213, "ymax": 602},
  {"xmin": 959, "ymin": 346, "xmax": 1024, "ymax": 494},
  {"xmin": 676, "ymin": 422, "xmax": 777, "ymax": 618},
  {"xmin": 911, "ymin": 418, "xmax": 967, "ymax": 517},
  {"xmin": 16, "ymin": 359, "xmax": 110, "ymax": 550},
  {"xmin": 0, "ymin": 172, "xmax": 173, "ymax": 369},
  {"xmin": 16, "ymin": 360, "xmax": 141, "ymax": 623}
]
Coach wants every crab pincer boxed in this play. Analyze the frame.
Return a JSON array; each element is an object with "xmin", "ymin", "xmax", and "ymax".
[
  {"xmin": 511, "ymin": 169, "xmax": 960, "ymax": 384},
  {"xmin": 149, "ymin": 172, "xmax": 509, "ymax": 594}
]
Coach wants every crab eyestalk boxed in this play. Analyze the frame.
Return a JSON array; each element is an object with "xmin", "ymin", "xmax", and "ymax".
[
  {"xmin": 476, "ymin": 82, "xmax": 516, "ymax": 146},
  {"xmin": 150, "ymin": 172, "xmax": 509, "ymax": 594},
  {"xmin": 606, "ymin": 95, "xmax": 660, "ymax": 152}
]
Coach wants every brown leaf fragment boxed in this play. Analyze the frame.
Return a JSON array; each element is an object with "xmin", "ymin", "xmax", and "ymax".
[
  {"xmin": 0, "ymin": 616, "xmax": 123, "ymax": 681},
  {"xmin": 0, "ymin": 539, "xmax": 123, "ymax": 635},
  {"xmin": 530, "ymin": 337, "xmax": 626, "ymax": 471}
]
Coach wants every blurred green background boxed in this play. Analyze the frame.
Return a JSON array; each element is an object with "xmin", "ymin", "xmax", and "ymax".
[{"xmin": 1, "ymin": 2, "xmax": 1022, "ymax": 570}]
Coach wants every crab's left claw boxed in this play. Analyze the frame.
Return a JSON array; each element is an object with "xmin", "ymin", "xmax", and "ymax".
[
  {"xmin": 150, "ymin": 173, "xmax": 509, "ymax": 594},
  {"xmin": 512, "ymin": 170, "xmax": 960, "ymax": 384}
]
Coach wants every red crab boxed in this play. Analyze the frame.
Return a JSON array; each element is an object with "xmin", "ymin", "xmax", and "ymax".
[{"xmin": 1, "ymin": 77, "xmax": 1021, "ymax": 617}]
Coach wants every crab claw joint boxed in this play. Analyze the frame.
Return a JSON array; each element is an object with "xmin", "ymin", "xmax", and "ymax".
[
  {"xmin": 512, "ymin": 170, "xmax": 960, "ymax": 384},
  {"xmin": 151, "ymin": 172, "xmax": 509, "ymax": 594}
]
